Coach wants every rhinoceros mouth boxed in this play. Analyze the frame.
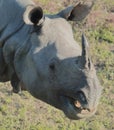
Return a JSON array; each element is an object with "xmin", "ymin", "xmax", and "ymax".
[
  {"xmin": 68, "ymin": 97, "xmax": 91, "ymax": 113},
  {"xmin": 60, "ymin": 95, "xmax": 96, "ymax": 119}
]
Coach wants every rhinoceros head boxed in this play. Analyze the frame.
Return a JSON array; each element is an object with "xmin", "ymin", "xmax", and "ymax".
[{"xmin": 13, "ymin": 1, "xmax": 102, "ymax": 120}]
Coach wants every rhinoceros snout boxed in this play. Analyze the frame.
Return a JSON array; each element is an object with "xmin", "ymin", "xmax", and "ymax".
[{"xmin": 59, "ymin": 90, "xmax": 97, "ymax": 120}]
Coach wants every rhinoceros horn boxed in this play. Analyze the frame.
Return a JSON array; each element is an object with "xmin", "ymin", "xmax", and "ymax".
[{"xmin": 81, "ymin": 34, "xmax": 92, "ymax": 69}]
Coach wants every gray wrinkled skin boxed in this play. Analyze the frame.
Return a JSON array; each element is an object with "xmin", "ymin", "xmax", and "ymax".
[{"xmin": 0, "ymin": 0, "xmax": 102, "ymax": 119}]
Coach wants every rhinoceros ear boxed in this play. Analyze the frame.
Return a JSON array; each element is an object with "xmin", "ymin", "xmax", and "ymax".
[
  {"xmin": 81, "ymin": 34, "xmax": 92, "ymax": 69},
  {"xmin": 23, "ymin": 5, "xmax": 44, "ymax": 25},
  {"xmin": 58, "ymin": 1, "xmax": 94, "ymax": 21}
]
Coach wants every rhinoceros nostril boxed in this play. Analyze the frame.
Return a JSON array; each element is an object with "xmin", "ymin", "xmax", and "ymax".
[
  {"xmin": 81, "ymin": 107, "xmax": 95, "ymax": 114},
  {"xmin": 81, "ymin": 109, "xmax": 89, "ymax": 114}
]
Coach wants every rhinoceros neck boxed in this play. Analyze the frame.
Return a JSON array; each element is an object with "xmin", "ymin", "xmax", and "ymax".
[{"xmin": 0, "ymin": 0, "xmax": 34, "ymax": 47}]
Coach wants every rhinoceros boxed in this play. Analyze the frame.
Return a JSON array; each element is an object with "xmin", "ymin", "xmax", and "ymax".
[{"xmin": 0, "ymin": 0, "xmax": 102, "ymax": 119}]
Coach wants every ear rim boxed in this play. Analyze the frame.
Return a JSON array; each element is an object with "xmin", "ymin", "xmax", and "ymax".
[
  {"xmin": 57, "ymin": 5, "xmax": 75, "ymax": 20},
  {"xmin": 57, "ymin": 1, "xmax": 94, "ymax": 21},
  {"xmin": 23, "ymin": 5, "xmax": 44, "ymax": 25}
]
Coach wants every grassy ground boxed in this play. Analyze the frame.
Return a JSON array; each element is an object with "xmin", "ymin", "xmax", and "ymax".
[{"xmin": 0, "ymin": 0, "xmax": 114, "ymax": 130}]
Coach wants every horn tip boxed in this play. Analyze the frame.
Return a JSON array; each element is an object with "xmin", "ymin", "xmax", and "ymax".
[{"xmin": 82, "ymin": 34, "xmax": 89, "ymax": 47}]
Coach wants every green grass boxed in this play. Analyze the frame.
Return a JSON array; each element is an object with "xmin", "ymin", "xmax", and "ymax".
[{"xmin": 0, "ymin": 0, "xmax": 114, "ymax": 130}]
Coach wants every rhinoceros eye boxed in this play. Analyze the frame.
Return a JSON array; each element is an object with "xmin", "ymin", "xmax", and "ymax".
[{"xmin": 49, "ymin": 63, "xmax": 55, "ymax": 71}]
